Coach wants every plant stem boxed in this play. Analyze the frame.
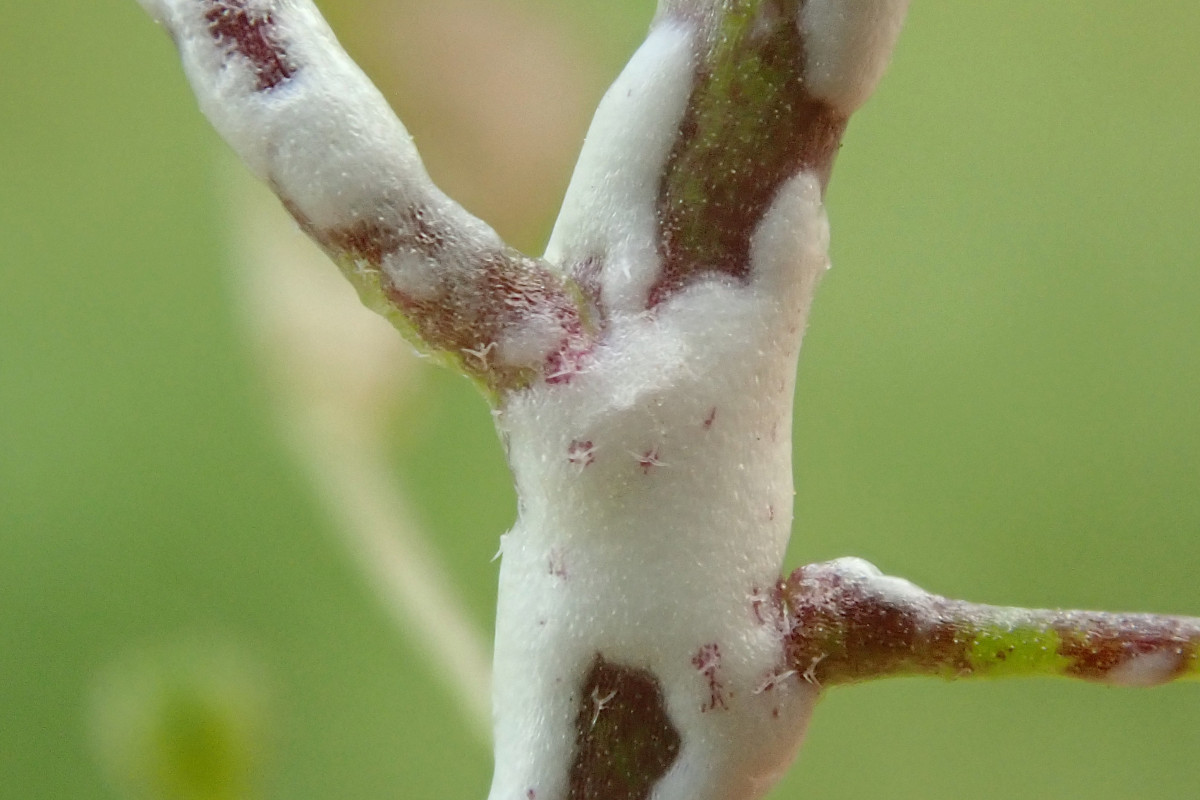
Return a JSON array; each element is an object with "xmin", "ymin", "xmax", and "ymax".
[{"xmin": 783, "ymin": 558, "xmax": 1200, "ymax": 689}]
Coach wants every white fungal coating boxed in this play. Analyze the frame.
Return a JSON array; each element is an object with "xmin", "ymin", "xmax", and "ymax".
[
  {"xmin": 490, "ymin": 170, "xmax": 832, "ymax": 800},
  {"xmin": 136, "ymin": 3, "xmax": 1200, "ymax": 797},
  {"xmin": 495, "ymin": 313, "xmax": 571, "ymax": 371},
  {"xmin": 142, "ymin": 0, "xmax": 588, "ymax": 384},
  {"xmin": 799, "ymin": 0, "xmax": 910, "ymax": 113},
  {"xmin": 812, "ymin": 557, "xmax": 930, "ymax": 613},
  {"xmin": 380, "ymin": 248, "xmax": 442, "ymax": 302},
  {"xmin": 1105, "ymin": 649, "xmax": 1183, "ymax": 688},
  {"xmin": 139, "ymin": 3, "xmax": 915, "ymax": 798},
  {"xmin": 543, "ymin": 20, "xmax": 698, "ymax": 311},
  {"xmin": 140, "ymin": 0, "xmax": 503, "ymax": 247},
  {"xmin": 749, "ymin": 171, "xmax": 830, "ymax": 302}
]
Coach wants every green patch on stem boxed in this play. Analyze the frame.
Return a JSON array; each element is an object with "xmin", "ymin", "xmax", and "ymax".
[
  {"xmin": 654, "ymin": 0, "xmax": 845, "ymax": 303},
  {"xmin": 966, "ymin": 625, "xmax": 1071, "ymax": 679},
  {"xmin": 330, "ymin": 252, "xmax": 481, "ymax": 388}
]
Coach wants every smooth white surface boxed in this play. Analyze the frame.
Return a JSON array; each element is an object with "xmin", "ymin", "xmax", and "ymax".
[
  {"xmin": 544, "ymin": 21, "xmax": 698, "ymax": 312},
  {"xmin": 491, "ymin": 170, "xmax": 831, "ymax": 800},
  {"xmin": 800, "ymin": 0, "xmax": 910, "ymax": 113}
]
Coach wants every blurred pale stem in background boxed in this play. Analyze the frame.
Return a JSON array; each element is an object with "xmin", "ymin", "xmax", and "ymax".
[
  {"xmin": 231, "ymin": 169, "xmax": 492, "ymax": 737},
  {"xmin": 222, "ymin": 0, "xmax": 608, "ymax": 739}
]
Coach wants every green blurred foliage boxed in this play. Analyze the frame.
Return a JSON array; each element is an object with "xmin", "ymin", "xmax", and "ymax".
[
  {"xmin": 1, "ymin": 1, "xmax": 1197, "ymax": 799},
  {"xmin": 90, "ymin": 640, "xmax": 269, "ymax": 800}
]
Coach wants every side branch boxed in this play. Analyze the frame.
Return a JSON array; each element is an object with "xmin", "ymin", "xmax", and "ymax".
[
  {"xmin": 139, "ymin": 0, "xmax": 591, "ymax": 394},
  {"xmin": 783, "ymin": 558, "xmax": 1200, "ymax": 689},
  {"xmin": 546, "ymin": 0, "xmax": 908, "ymax": 316}
]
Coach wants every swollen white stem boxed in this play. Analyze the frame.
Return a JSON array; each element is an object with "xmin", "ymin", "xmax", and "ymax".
[
  {"xmin": 487, "ymin": 0, "xmax": 909, "ymax": 794},
  {"xmin": 137, "ymin": 2, "xmax": 913, "ymax": 799},
  {"xmin": 141, "ymin": 0, "xmax": 589, "ymax": 393}
]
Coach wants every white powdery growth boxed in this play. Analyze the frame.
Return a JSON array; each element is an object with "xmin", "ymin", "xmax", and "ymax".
[
  {"xmin": 749, "ymin": 171, "xmax": 831, "ymax": 306},
  {"xmin": 815, "ymin": 557, "xmax": 928, "ymax": 606},
  {"xmin": 495, "ymin": 313, "xmax": 575, "ymax": 374},
  {"xmin": 490, "ymin": 171, "xmax": 833, "ymax": 800},
  {"xmin": 543, "ymin": 20, "xmax": 697, "ymax": 312},
  {"xmin": 140, "ymin": 0, "xmax": 501, "ymax": 248},
  {"xmin": 799, "ymin": 0, "xmax": 910, "ymax": 113},
  {"xmin": 1104, "ymin": 650, "xmax": 1184, "ymax": 688},
  {"xmin": 141, "ymin": 0, "xmax": 584, "ymax": 382}
]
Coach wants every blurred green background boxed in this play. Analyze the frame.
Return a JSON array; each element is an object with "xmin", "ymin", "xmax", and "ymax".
[{"xmin": 2, "ymin": 1, "xmax": 1198, "ymax": 798}]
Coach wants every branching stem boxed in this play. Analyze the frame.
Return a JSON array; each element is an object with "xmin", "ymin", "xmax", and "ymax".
[{"xmin": 784, "ymin": 558, "xmax": 1200, "ymax": 689}]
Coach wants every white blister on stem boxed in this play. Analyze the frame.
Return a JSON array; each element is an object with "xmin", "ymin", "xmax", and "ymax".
[
  {"xmin": 800, "ymin": 0, "xmax": 910, "ymax": 113},
  {"xmin": 490, "ymin": 166, "xmax": 833, "ymax": 800},
  {"xmin": 142, "ymin": 0, "xmax": 496, "ymax": 246},
  {"xmin": 544, "ymin": 20, "xmax": 698, "ymax": 312}
]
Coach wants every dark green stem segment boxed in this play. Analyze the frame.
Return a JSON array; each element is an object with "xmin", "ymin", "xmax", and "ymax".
[
  {"xmin": 569, "ymin": 655, "xmax": 681, "ymax": 800},
  {"xmin": 781, "ymin": 560, "xmax": 1200, "ymax": 688},
  {"xmin": 653, "ymin": 0, "xmax": 846, "ymax": 306}
]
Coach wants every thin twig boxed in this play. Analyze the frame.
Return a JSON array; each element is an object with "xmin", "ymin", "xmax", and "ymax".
[
  {"xmin": 783, "ymin": 558, "xmax": 1200, "ymax": 689},
  {"xmin": 231, "ymin": 173, "xmax": 492, "ymax": 739}
]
